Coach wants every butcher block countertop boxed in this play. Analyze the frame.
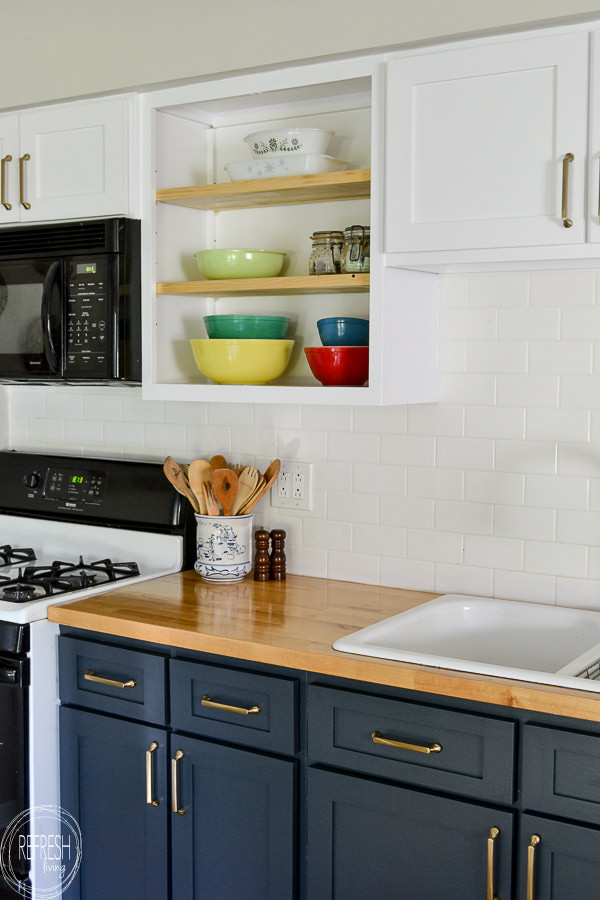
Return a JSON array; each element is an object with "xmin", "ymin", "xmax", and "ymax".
[{"xmin": 48, "ymin": 571, "xmax": 600, "ymax": 724}]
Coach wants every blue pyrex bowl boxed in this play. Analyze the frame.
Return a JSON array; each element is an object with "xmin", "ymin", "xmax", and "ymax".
[{"xmin": 317, "ymin": 316, "xmax": 369, "ymax": 347}]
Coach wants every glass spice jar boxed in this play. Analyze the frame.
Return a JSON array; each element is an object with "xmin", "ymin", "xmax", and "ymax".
[
  {"xmin": 341, "ymin": 225, "xmax": 370, "ymax": 274},
  {"xmin": 308, "ymin": 230, "xmax": 344, "ymax": 275}
]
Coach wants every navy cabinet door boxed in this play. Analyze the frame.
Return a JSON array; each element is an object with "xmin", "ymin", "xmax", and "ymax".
[
  {"xmin": 170, "ymin": 734, "xmax": 296, "ymax": 900},
  {"xmin": 518, "ymin": 815, "xmax": 600, "ymax": 899},
  {"xmin": 307, "ymin": 768, "xmax": 513, "ymax": 900},
  {"xmin": 59, "ymin": 706, "xmax": 168, "ymax": 900}
]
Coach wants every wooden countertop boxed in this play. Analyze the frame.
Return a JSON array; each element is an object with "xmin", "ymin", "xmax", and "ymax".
[{"xmin": 47, "ymin": 572, "xmax": 600, "ymax": 723}]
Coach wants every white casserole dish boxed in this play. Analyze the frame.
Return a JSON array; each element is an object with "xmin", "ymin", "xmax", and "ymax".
[{"xmin": 225, "ymin": 154, "xmax": 351, "ymax": 181}]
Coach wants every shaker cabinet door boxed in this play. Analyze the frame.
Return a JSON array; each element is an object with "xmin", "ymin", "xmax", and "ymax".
[
  {"xmin": 59, "ymin": 706, "xmax": 169, "ymax": 900},
  {"xmin": 170, "ymin": 734, "xmax": 297, "ymax": 900},
  {"xmin": 385, "ymin": 31, "xmax": 589, "ymax": 253},
  {"xmin": 18, "ymin": 97, "xmax": 130, "ymax": 221},
  {"xmin": 306, "ymin": 767, "xmax": 514, "ymax": 900},
  {"xmin": 518, "ymin": 815, "xmax": 600, "ymax": 900}
]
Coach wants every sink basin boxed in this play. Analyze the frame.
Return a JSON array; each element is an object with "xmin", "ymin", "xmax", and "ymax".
[{"xmin": 333, "ymin": 594, "xmax": 600, "ymax": 692}]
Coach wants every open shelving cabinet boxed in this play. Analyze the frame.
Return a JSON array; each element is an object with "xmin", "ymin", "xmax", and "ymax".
[{"xmin": 140, "ymin": 54, "xmax": 438, "ymax": 405}]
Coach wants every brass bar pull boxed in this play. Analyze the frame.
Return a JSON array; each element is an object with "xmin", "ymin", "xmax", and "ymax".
[
  {"xmin": 487, "ymin": 827, "xmax": 500, "ymax": 900},
  {"xmin": 371, "ymin": 731, "xmax": 442, "ymax": 754},
  {"xmin": 171, "ymin": 749, "xmax": 185, "ymax": 815},
  {"xmin": 201, "ymin": 694, "xmax": 260, "ymax": 716},
  {"xmin": 1, "ymin": 155, "xmax": 12, "ymax": 210},
  {"xmin": 84, "ymin": 669, "xmax": 136, "ymax": 689},
  {"xmin": 561, "ymin": 152, "xmax": 574, "ymax": 228},
  {"xmin": 526, "ymin": 835, "xmax": 540, "ymax": 900},
  {"xmin": 145, "ymin": 741, "xmax": 159, "ymax": 807},
  {"xmin": 19, "ymin": 153, "xmax": 30, "ymax": 210}
]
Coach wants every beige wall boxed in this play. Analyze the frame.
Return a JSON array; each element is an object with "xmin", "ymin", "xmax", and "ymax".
[{"xmin": 4, "ymin": 0, "xmax": 600, "ymax": 109}]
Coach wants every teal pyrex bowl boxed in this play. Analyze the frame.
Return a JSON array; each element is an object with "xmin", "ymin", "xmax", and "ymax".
[{"xmin": 204, "ymin": 315, "xmax": 290, "ymax": 340}]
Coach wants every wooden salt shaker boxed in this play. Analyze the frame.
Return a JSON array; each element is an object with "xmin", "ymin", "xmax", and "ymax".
[
  {"xmin": 269, "ymin": 529, "xmax": 286, "ymax": 581},
  {"xmin": 253, "ymin": 529, "xmax": 271, "ymax": 581}
]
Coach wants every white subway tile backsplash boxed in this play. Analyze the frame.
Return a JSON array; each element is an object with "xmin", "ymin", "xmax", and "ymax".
[{"xmin": 7, "ymin": 265, "xmax": 600, "ymax": 609}]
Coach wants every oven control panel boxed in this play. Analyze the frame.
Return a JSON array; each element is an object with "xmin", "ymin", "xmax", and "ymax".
[{"xmin": 23, "ymin": 466, "xmax": 107, "ymax": 506}]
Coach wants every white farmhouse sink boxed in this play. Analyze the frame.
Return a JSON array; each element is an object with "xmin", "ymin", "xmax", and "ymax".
[{"xmin": 333, "ymin": 594, "xmax": 600, "ymax": 692}]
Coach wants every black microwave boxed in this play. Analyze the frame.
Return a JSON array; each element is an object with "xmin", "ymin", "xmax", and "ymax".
[{"xmin": 0, "ymin": 217, "xmax": 141, "ymax": 383}]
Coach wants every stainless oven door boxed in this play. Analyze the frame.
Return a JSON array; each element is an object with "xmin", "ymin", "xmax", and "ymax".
[
  {"xmin": 0, "ymin": 656, "xmax": 29, "ymax": 898},
  {"xmin": 0, "ymin": 260, "xmax": 63, "ymax": 380}
]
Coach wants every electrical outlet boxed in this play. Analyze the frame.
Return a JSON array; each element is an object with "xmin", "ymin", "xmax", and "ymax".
[{"xmin": 272, "ymin": 461, "xmax": 312, "ymax": 510}]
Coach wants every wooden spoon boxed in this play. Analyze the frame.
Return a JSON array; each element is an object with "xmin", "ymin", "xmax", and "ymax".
[
  {"xmin": 239, "ymin": 459, "xmax": 281, "ymax": 514},
  {"xmin": 210, "ymin": 454, "xmax": 227, "ymax": 470},
  {"xmin": 188, "ymin": 458, "xmax": 213, "ymax": 515},
  {"xmin": 201, "ymin": 481, "xmax": 221, "ymax": 516},
  {"xmin": 231, "ymin": 466, "xmax": 260, "ymax": 516},
  {"xmin": 163, "ymin": 456, "xmax": 200, "ymax": 513},
  {"xmin": 212, "ymin": 468, "xmax": 239, "ymax": 516}
]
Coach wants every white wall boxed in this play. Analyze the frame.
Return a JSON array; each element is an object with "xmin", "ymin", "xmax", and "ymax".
[
  {"xmin": 9, "ymin": 267, "xmax": 600, "ymax": 609},
  {"xmin": 3, "ymin": 0, "xmax": 600, "ymax": 109}
]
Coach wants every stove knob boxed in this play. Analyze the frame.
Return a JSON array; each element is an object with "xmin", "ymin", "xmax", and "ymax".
[{"xmin": 24, "ymin": 472, "xmax": 41, "ymax": 489}]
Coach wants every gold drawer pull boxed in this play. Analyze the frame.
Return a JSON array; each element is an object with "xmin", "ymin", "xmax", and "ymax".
[
  {"xmin": 201, "ymin": 694, "xmax": 260, "ymax": 716},
  {"xmin": 561, "ymin": 152, "xmax": 574, "ymax": 228},
  {"xmin": 19, "ymin": 153, "xmax": 30, "ymax": 210},
  {"xmin": 1, "ymin": 154, "xmax": 12, "ymax": 210},
  {"xmin": 171, "ymin": 749, "xmax": 185, "ymax": 816},
  {"xmin": 371, "ymin": 731, "xmax": 442, "ymax": 754},
  {"xmin": 84, "ymin": 669, "xmax": 136, "ymax": 689},
  {"xmin": 487, "ymin": 827, "xmax": 500, "ymax": 900},
  {"xmin": 146, "ymin": 741, "xmax": 159, "ymax": 807},
  {"xmin": 526, "ymin": 835, "xmax": 540, "ymax": 900}
]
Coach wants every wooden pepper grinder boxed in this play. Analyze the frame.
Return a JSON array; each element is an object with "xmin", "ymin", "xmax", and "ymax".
[
  {"xmin": 253, "ymin": 529, "xmax": 271, "ymax": 581},
  {"xmin": 269, "ymin": 529, "xmax": 286, "ymax": 581}
]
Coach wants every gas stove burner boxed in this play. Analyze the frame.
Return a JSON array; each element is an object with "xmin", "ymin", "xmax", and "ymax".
[
  {"xmin": 2, "ymin": 582, "xmax": 38, "ymax": 603},
  {"xmin": 0, "ymin": 545, "xmax": 36, "ymax": 567}
]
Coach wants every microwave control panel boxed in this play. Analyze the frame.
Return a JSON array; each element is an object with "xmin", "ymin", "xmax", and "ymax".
[{"xmin": 66, "ymin": 258, "xmax": 111, "ymax": 377}]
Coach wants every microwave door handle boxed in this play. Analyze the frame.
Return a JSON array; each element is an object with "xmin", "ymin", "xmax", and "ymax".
[{"xmin": 41, "ymin": 261, "xmax": 61, "ymax": 374}]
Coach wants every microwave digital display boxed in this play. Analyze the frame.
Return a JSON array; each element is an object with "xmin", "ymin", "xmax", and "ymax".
[{"xmin": 76, "ymin": 263, "xmax": 97, "ymax": 275}]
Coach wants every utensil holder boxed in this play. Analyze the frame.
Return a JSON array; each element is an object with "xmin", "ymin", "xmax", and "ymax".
[{"xmin": 194, "ymin": 514, "xmax": 254, "ymax": 583}]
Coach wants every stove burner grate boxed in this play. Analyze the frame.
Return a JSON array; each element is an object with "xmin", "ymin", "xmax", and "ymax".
[
  {"xmin": 0, "ymin": 556, "xmax": 141, "ymax": 602},
  {"xmin": 0, "ymin": 545, "xmax": 36, "ymax": 567}
]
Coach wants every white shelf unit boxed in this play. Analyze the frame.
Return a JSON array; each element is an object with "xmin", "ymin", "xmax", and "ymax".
[{"xmin": 139, "ymin": 54, "xmax": 438, "ymax": 405}]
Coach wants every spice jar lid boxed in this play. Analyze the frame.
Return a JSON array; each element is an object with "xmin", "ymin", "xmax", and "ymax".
[
  {"xmin": 343, "ymin": 225, "xmax": 370, "ymax": 236},
  {"xmin": 310, "ymin": 230, "xmax": 344, "ymax": 241}
]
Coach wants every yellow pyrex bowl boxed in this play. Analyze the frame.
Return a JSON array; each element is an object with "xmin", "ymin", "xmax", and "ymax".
[{"xmin": 190, "ymin": 339, "xmax": 294, "ymax": 384}]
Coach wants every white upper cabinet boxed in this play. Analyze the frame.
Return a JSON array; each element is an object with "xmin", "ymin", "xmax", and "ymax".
[
  {"xmin": 140, "ymin": 58, "xmax": 439, "ymax": 405},
  {"xmin": 384, "ymin": 30, "xmax": 592, "ymax": 265},
  {"xmin": 0, "ymin": 96, "xmax": 133, "ymax": 224}
]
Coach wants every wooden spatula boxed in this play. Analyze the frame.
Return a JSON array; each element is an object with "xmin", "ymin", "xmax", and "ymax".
[
  {"xmin": 231, "ymin": 466, "xmax": 259, "ymax": 515},
  {"xmin": 238, "ymin": 459, "xmax": 281, "ymax": 514},
  {"xmin": 212, "ymin": 468, "xmax": 239, "ymax": 516},
  {"xmin": 188, "ymin": 458, "xmax": 213, "ymax": 515},
  {"xmin": 163, "ymin": 456, "xmax": 200, "ymax": 513}
]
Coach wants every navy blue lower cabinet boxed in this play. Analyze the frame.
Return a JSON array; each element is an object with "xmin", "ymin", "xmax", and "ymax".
[
  {"xmin": 306, "ymin": 767, "xmax": 514, "ymax": 900},
  {"xmin": 59, "ymin": 706, "xmax": 169, "ymax": 900},
  {"xmin": 518, "ymin": 815, "xmax": 600, "ymax": 900},
  {"xmin": 170, "ymin": 733, "xmax": 296, "ymax": 900}
]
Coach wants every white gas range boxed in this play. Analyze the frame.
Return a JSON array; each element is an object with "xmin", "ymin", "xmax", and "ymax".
[{"xmin": 0, "ymin": 451, "xmax": 194, "ymax": 899}]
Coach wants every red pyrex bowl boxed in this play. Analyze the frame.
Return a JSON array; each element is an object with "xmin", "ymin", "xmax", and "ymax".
[{"xmin": 304, "ymin": 345, "xmax": 369, "ymax": 386}]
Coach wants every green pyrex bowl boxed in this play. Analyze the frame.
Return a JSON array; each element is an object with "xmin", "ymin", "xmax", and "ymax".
[
  {"xmin": 194, "ymin": 249, "xmax": 286, "ymax": 280},
  {"xmin": 204, "ymin": 315, "xmax": 290, "ymax": 340}
]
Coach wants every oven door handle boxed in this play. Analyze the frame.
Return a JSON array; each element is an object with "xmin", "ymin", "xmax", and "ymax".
[
  {"xmin": 41, "ymin": 261, "xmax": 61, "ymax": 375},
  {"xmin": 0, "ymin": 658, "xmax": 26, "ymax": 687}
]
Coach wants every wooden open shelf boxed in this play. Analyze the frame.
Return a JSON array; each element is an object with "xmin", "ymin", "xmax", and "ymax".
[
  {"xmin": 156, "ymin": 168, "xmax": 371, "ymax": 210},
  {"xmin": 156, "ymin": 274, "xmax": 370, "ymax": 295}
]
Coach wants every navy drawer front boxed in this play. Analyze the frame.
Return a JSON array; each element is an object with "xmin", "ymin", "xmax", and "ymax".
[
  {"xmin": 522, "ymin": 723, "xmax": 600, "ymax": 825},
  {"xmin": 308, "ymin": 685, "xmax": 515, "ymax": 803},
  {"xmin": 58, "ymin": 635, "xmax": 167, "ymax": 725},
  {"xmin": 170, "ymin": 658, "xmax": 297, "ymax": 755}
]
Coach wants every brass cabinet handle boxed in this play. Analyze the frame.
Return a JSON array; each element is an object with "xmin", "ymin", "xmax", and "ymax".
[
  {"xmin": 561, "ymin": 152, "xmax": 574, "ymax": 228},
  {"xmin": 371, "ymin": 731, "xmax": 442, "ymax": 754},
  {"xmin": 201, "ymin": 694, "xmax": 260, "ymax": 716},
  {"xmin": 526, "ymin": 835, "xmax": 540, "ymax": 900},
  {"xmin": 487, "ymin": 827, "xmax": 500, "ymax": 900},
  {"xmin": 84, "ymin": 669, "xmax": 136, "ymax": 689},
  {"xmin": 171, "ymin": 749, "xmax": 185, "ymax": 816},
  {"xmin": 1, "ymin": 155, "xmax": 12, "ymax": 210},
  {"xmin": 145, "ymin": 741, "xmax": 159, "ymax": 807},
  {"xmin": 19, "ymin": 153, "xmax": 30, "ymax": 210}
]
